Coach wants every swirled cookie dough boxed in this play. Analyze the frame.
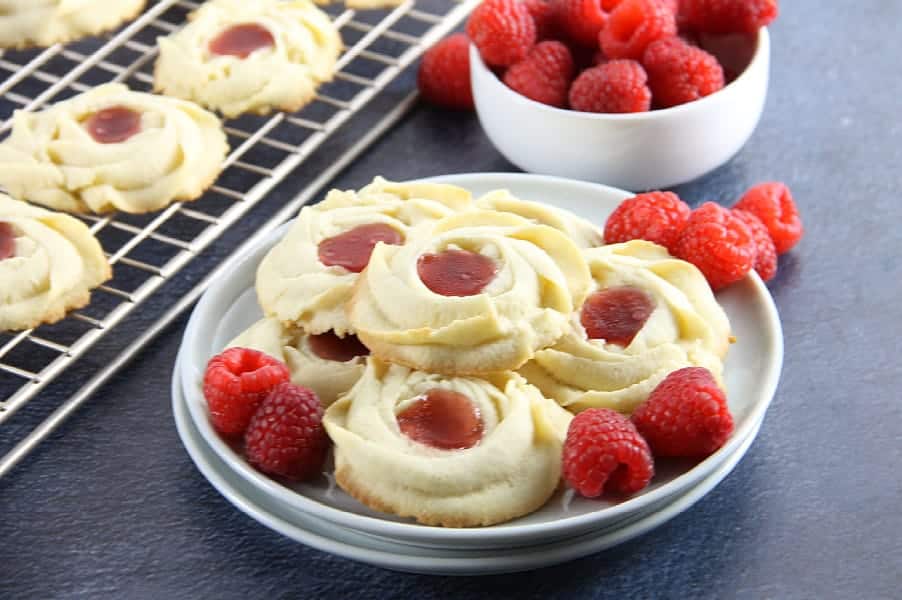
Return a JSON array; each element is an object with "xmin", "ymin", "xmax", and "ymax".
[
  {"xmin": 519, "ymin": 240, "xmax": 732, "ymax": 415},
  {"xmin": 257, "ymin": 177, "xmax": 473, "ymax": 336},
  {"xmin": 0, "ymin": 0, "xmax": 146, "ymax": 49},
  {"xmin": 348, "ymin": 210, "xmax": 592, "ymax": 375},
  {"xmin": 0, "ymin": 84, "xmax": 228, "ymax": 215},
  {"xmin": 0, "ymin": 194, "xmax": 110, "ymax": 331},
  {"xmin": 323, "ymin": 359, "xmax": 572, "ymax": 527},
  {"xmin": 155, "ymin": 0, "xmax": 342, "ymax": 117},
  {"xmin": 476, "ymin": 189, "xmax": 604, "ymax": 249},
  {"xmin": 228, "ymin": 317, "xmax": 367, "ymax": 408}
]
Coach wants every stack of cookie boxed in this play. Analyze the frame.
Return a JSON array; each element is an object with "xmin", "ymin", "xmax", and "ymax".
[
  {"xmin": 0, "ymin": 0, "xmax": 348, "ymax": 331},
  {"xmin": 228, "ymin": 177, "xmax": 732, "ymax": 526}
]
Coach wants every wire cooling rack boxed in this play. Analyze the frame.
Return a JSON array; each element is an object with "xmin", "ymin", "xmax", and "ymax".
[{"xmin": 0, "ymin": 0, "xmax": 478, "ymax": 475}]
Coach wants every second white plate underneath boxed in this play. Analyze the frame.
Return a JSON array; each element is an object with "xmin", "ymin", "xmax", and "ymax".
[{"xmin": 173, "ymin": 355, "xmax": 763, "ymax": 575}]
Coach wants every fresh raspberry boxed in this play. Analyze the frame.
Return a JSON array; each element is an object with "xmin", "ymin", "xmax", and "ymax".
[
  {"xmin": 675, "ymin": 1, "xmax": 692, "ymax": 33},
  {"xmin": 244, "ymin": 382, "xmax": 329, "ymax": 480},
  {"xmin": 504, "ymin": 41, "xmax": 575, "ymax": 108},
  {"xmin": 603, "ymin": 191, "xmax": 691, "ymax": 252},
  {"xmin": 467, "ymin": 0, "xmax": 536, "ymax": 67},
  {"xmin": 674, "ymin": 202, "xmax": 755, "ymax": 290},
  {"xmin": 563, "ymin": 408, "xmax": 654, "ymax": 497},
  {"xmin": 556, "ymin": 0, "xmax": 608, "ymax": 47},
  {"xmin": 417, "ymin": 34, "xmax": 474, "ymax": 110},
  {"xmin": 522, "ymin": 0, "xmax": 558, "ymax": 39},
  {"xmin": 605, "ymin": 0, "xmax": 679, "ymax": 11},
  {"xmin": 659, "ymin": 0, "xmax": 680, "ymax": 14},
  {"xmin": 591, "ymin": 49, "xmax": 607, "ymax": 66},
  {"xmin": 632, "ymin": 367, "xmax": 733, "ymax": 458},
  {"xmin": 682, "ymin": 0, "xmax": 778, "ymax": 35},
  {"xmin": 733, "ymin": 182, "xmax": 803, "ymax": 254},
  {"xmin": 569, "ymin": 60, "xmax": 651, "ymax": 113},
  {"xmin": 732, "ymin": 208, "xmax": 777, "ymax": 282},
  {"xmin": 599, "ymin": 0, "xmax": 677, "ymax": 60},
  {"xmin": 642, "ymin": 36, "xmax": 724, "ymax": 108},
  {"xmin": 203, "ymin": 348, "xmax": 291, "ymax": 437}
]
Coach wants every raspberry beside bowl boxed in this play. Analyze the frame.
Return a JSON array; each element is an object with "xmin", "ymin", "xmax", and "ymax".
[{"xmin": 469, "ymin": 28, "xmax": 770, "ymax": 191}]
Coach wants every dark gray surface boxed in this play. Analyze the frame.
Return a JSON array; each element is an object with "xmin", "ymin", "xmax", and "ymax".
[{"xmin": 2, "ymin": 2, "xmax": 901, "ymax": 598}]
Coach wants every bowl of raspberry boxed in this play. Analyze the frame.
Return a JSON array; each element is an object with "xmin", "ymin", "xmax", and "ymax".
[{"xmin": 466, "ymin": 0, "xmax": 774, "ymax": 190}]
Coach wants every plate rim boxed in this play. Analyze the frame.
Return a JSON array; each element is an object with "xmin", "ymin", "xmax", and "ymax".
[
  {"xmin": 176, "ymin": 172, "xmax": 784, "ymax": 545},
  {"xmin": 172, "ymin": 352, "xmax": 763, "ymax": 575}
]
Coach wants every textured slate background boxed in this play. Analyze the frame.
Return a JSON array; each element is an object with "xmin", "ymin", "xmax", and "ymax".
[{"xmin": 2, "ymin": 2, "xmax": 901, "ymax": 598}]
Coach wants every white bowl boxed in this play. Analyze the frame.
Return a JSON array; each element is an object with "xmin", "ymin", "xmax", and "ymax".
[
  {"xmin": 175, "ymin": 173, "xmax": 783, "ymax": 550},
  {"xmin": 470, "ymin": 29, "xmax": 770, "ymax": 190}
]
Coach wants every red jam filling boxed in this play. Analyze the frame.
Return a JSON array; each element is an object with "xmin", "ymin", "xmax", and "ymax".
[
  {"xmin": 308, "ymin": 331, "xmax": 369, "ymax": 362},
  {"xmin": 397, "ymin": 389, "xmax": 484, "ymax": 450},
  {"xmin": 209, "ymin": 23, "xmax": 275, "ymax": 59},
  {"xmin": 317, "ymin": 223, "xmax": 403, "ymax": 273},
  {"xmin": 417, "ymin": 249, "xmax": 498, "ymax": 297},
  {"xmin": 580, "ymin": 287, "xmax": 655, "ymax": 347},
  {"xmin": 0, "ymin": 222, "xmax": 15, "ymax": 260},
  {"xmin": 85, "ymin": 106, "xmax": 142, "ymax": 144}
]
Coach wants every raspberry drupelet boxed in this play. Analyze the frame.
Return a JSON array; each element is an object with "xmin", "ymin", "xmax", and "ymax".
[
  {"xmin": 203, "ymin": 347, "xmax": 291, "ymax": 437},
  {"xmin": 632, "ymin": 367, "xmax": 734, "ymax": 458},
  {"xmin": 563, "ymin": 408, "xmax": 655, "ymax": 497}
]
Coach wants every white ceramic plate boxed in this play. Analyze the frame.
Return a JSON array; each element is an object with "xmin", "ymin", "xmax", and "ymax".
[
  {"xmin": 172, "ymin": 355, "xmax": 763, "ymax": 575},
  {"xmin": 176, "ymin": 173, "xmax": 783, "ymax": 549}
]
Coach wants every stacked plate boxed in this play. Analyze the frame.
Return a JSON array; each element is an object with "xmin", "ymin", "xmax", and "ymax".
[{"xmin": 172, "ymin": 174, "xmax": 784, "ymax": 575}]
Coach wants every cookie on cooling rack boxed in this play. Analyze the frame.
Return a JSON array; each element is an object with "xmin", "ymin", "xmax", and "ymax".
[
  {"xmin": 154, "ymin": 0, "xmax": 342, "ymax": 118},
  {"xmin": 518, "ymin": 240, "xmax": 732, "ymax": 415},
  {"xmin": 256, "ymin": 176, "xmax": 473, "ymax": 337},
  {"xmin": 0, "ymin": 83, "xmax": 228, "ymax": 215},
  {"xmin": 323, "ymin": 359, "xmax": 572, "ymax": 527},
  {"xmin": 347, "ymin": 210, "xmax": 592, "ymax": 375},
  {"xmin": 0, "ymin": 0, "xmax": 146, "ymax": 49},
  {"xmin": 228, "ymin": 317, "xmax": 369, "ymax": 408},
  {"xmin": 0, "ymin": 193, "xmax": 111, "ymax": 331}
]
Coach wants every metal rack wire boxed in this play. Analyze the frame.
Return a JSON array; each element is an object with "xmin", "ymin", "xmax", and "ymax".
[{"xmin": 0, "ymin": 0, "xmax": 478, "ymax": 475}]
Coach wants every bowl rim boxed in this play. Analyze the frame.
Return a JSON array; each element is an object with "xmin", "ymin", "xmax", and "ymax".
[{"xmin": 470, "ymin": 27, "xmax": 770, "ymax": 121}]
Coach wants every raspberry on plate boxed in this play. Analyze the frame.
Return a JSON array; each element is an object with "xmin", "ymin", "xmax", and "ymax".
[
  {"xmin": 603, "ymin": 190, "xmax": 691, "ymax": 252},
  {"xmin": 733, "ymin": 182, "xmax": 803, "ymax": 254},
  {"xmin": 569, "ymin": 60, "xmax": 651, "ymax": 113},
  {"xmin": 673, "ymin": 202, "xmax": 756, "ymax": 291},
  {"xmin": 642, "ymin": 36, "xmax": 724, "ymax": 108},
  {"xmin": 556, "ymin": 0, "xmax": 608, "ymax": 47},
  {"xmin": 599, "ymin": 0, "xmax": 677, "ymax": 60},
  {"xmin": 563, "ymin": 408, "xmax": 655, "ymax": 497},
  {"xmin": 732, "ymin": 208, "xmax": 777, "ymax": 282},
  {"xmin": 244, "ymin": 382, "xmax": 329, "ymax": 480},
  {"xmin": 682, "ymin": 0, "xmax": 778, "ymax": 35},
  {"xmin": 632, "ymin": 367, "xmax": 734, "ymax": 458},
  {"xmin": 504, "ymin": 41, "xmax": 575, "ymax": 108},
  {"xmin": 522, "ymin": 0, "xmax": 558, "ymax": 40},
  {"xmin": 417, "ymin": 34, "xmax": 474, "ymax": 110},
  {"xmin": 467, "ymin": 0, "xmax": 536, "ymax": 67},
  {"xmin": 203, "ymin": 348, "xmax": 291, "ymax": 437}
]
